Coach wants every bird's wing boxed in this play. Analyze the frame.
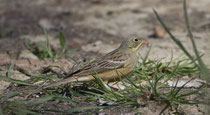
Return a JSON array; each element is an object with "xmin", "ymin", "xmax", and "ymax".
[{"xmin": 66, "ymin": 50, "xmax": 130, "ymax": 77}]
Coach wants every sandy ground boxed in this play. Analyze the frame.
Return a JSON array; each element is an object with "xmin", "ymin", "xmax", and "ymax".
[{"xmin": 1, "ymin": 0, "xmax": 209, "ymax": 60}]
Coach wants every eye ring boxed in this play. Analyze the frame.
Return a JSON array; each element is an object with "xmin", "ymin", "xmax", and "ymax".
[{"xmin": 133, "ymin": 38, "xmax": 139, "ymax": 42}]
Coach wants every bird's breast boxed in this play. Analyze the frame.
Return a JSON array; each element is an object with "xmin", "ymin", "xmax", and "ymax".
[
  {"xmin": 124, "ymin": 55, "xmax": 138, "ymax": 69},
  {"xmin": 72, "ymin": 66, "xmax": 134, "ymax": 82}
]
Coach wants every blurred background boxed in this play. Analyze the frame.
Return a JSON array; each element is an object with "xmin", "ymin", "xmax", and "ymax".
[{"xmin": 0, "ymin": 0, "xmax": 209, "ymax": 62}]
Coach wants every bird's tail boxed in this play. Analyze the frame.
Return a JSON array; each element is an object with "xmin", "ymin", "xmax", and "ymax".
[{"xmin": 42, "ymin": 76, "xmax": 77, "ymax": 89}]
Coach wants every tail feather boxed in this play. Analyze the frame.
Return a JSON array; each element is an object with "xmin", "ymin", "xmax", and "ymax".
[
  {"xmin": 42, "ymin": 74, "xmax": 94, "ymax": 89},
  {"xmin": 42, "ymin": 76, "xmax": 76, "ymax": 89}
]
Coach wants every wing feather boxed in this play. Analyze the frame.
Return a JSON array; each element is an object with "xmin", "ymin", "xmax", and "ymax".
[{"xmin": 66, "ymin": 49, "xmax": 130, "ymax": 77}]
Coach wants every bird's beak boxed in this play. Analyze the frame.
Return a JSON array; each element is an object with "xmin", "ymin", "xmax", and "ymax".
[
  {"xmin": 134, "ymin": 40, "xmax": 149, "ymax": 51},
  {"xmin": 141, "ymin": 40, "xmax": 148, "ymax": 45}
]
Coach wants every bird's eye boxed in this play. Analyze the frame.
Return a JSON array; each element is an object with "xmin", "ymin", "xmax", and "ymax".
[{"xmin": 134, "ymin": 38, "xmax": 139, "ymax": 42}]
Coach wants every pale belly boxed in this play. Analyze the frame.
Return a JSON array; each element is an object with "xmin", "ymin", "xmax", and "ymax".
[{"xmin": 70, "ymin": 67, "xmax": 134, "ymax": 82}]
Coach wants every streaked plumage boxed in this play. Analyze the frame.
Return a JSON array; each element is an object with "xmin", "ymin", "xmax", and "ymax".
[{"xmin": 43, "ymin": 37, "xmax": 148, "ymax": 88}]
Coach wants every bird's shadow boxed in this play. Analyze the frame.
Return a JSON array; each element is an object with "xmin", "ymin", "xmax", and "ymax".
[{"xmin": 45, "ymin": 83, "xmax": 104, "ymax": 97}]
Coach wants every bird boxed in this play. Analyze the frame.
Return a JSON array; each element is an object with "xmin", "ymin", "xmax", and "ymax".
[{"xmin": 43, "ymin": 37, "xmax": 148, "ymax": 89}]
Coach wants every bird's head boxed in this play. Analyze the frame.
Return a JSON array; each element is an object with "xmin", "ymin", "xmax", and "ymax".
[{"xmin": 120, "ymin": 36, "xmax": 148, "ymax": 52}]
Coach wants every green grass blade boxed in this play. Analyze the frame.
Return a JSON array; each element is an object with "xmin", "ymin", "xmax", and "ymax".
[
  {"xmin": 167, "ymin": 77, "xmax": 179, "ymax": 98},
  {"xmin": 177, "ymin": 85, "xmax": 204, "ymax": 98},
  {"xmin": 172, "ymin": 99, "xmax": 199, "ymax": 105},
  {"xmin": 153, "ymin": 9, "xmax": 194, "ymax": 62},
  {"xmin": 6, "ymin": 62, "xmax": 14, "ymax": 77},
  {"xmin": 93, "ymin": 75, "xmax": 111, "ymax": 91},
  {"xmin": 59, "ymin": 32, "xmax": 66, "ymax": 51},
  {"xmin": 0, "ymin": 107, "xmax": 3, "ymax": 115},
  {"xmin": 158, "ymin": 62, "xmax": 180, "ymax": 88},
  {"xmin": 0, "ymin": 25, "xmax": 3, "ymax": 39},
  {"xmin": 172, "ymin": 78, "xmax": 194, "ymax": 99},
  {"xmin": 0, "ymin": 74, "xmax": 34, "ymax": 86},
  {"xmin": 142, "ymin": 45, "xmax": 152, "ymax": 64},
  {"xmin": 183, "ymin": 0, "xmax": 210, "ymax": 80},
  {"xmin": 13, "ymin": 108, "xmax": 38, "ymax": 115},
  {"xmin": 44, "ymin": 29, "xmax": 54, "ymax": 59},
  {"xmin": 19, "ymin": 95, "xmax": 54, "ymax": 107},
  {"xmin": 0, "ymin": 90, "xmax": 19, "ymax": 103},
  {"xmin": 183, "ymin": 0, "xmax": 199, "ymax": 62},
  {"xmin": 85, "ymin": 90, "xmax": 106, "ymax": 98},
  {"xmin": 153, "ymin": 75, "xmax": 164, "ymax": 96},
  {"xmin": 54, "ymin": 95, "xmax": 77, "ymax": 106},
  {"xmin": 145, "ymin": 74, "xmax": 155, "ymax": 94},
  {"xmin": 115, "ymin": 69, "xmax": 130, "ymax": 89},
  {"xmin": 125, "ymin": 76, "xmax": 141, "ymax": 89},
  {"xmin": 65, "ymin": 87, "xmax": 83, "ymax": 97},
  {"xmin": 183, "ymin": 0, "xmax": 193, "ymax": 39},
  {"xmin": 36, "ymin": 109, "xmax": 66, "ymax": 114},
  {"xmin": 65, "ymin": 106, "xmax": 106, "ymax": 114}
]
